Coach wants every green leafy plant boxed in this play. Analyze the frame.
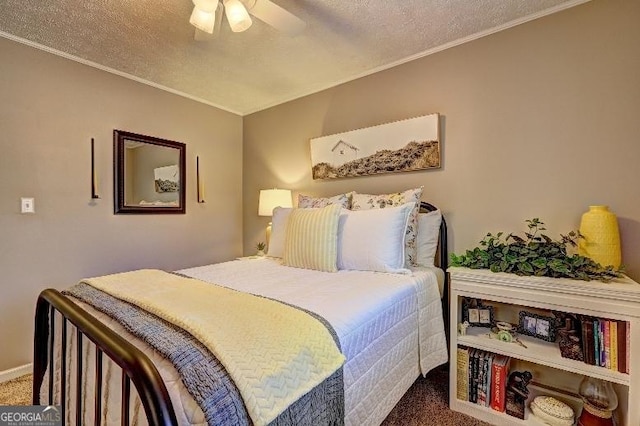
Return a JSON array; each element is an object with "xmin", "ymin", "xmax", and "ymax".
[
  {"xmin": 256, "ymin": 242, "xmax": 266, "ymax": 252},
  {"xmin": 450, "ymin": 218, "xmax": 622, "ymax": 282}
]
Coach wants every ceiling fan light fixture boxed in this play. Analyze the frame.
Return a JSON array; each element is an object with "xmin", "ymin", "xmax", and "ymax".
[
  {"xmin": 223, "ymin": 0, "xmax": 253, "ymax": 33},
  {"xmin": 190, "ymin": 6, "xmax": 216, "ymax": 34},
  {"xmin": 192, "ymin": 0, "xmax": 219, "ymax": 13}
]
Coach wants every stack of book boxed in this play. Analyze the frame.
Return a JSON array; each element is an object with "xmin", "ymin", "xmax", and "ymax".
[
  {"xmin": 579, "ymin": 317, "xmax": 629, "ymax": 373},
  {"xmin": 457, "ymin": 347, "xmax": 511, "ymax": 412}
]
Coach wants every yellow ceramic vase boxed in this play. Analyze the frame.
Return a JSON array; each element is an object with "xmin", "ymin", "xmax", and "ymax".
[{"xmin": 578, "ymin": 205, "xmax": 621, "ymax": 268}]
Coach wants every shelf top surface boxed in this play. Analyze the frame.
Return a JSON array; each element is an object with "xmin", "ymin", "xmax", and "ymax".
[
  {"xmin": 457, "ymin": 327, "xmax": 629, "ymax": 385},
  {"xmin": 448, "ymin": 267, "xmax": 640, "ymax": 303}
]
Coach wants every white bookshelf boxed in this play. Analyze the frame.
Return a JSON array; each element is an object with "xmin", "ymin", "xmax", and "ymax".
[{"xmin": 448, "ymin": 267, "xmax": 640, "ymax": 426}]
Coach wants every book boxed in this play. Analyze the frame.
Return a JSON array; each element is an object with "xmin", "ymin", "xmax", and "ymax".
[
  {"xmin": 617, "ymin": 320, "xmax": 628, "ymax": 373},
  {"xmin": 469, "ymin": 349, "xmax": 478, "ymax": 403},
  {"xmin": 593, "ymin": 318, "xmax": 600, "ymax": 366},
  {"xmin": 490, "ymin": 354, "xmax": 510, "ymax": 412},
  {"xmin": 478, "ymin": 352, "xmax": 493, "ymax": 406},
  {"xmin": 580, "ymin": 317, "xmax": 589, "ymax": 364},
  {"xmin": 604, "ymin": 320, "xmax": 611, "ymax": 369},
  {"xmin": 610, "ymin": 320, "xmax": 618, "ymax": 371},
  {"xmin": 626, "ymin": 322, "xmax": 630, "ymax": 374},
  {"xmin": 580, "ymin": 316, "xmax": 596, "ymax": 365},
  {"xmin": 477, "ymin": 351, "xmax": 487, "ymax": 405},
  {"xmin": 456, "ymin": 347, "xmax": 470, "ymax": 401},
  {"xmin": 484, "ymin": 353, "xmax": 495, "ymax": 407},
  {"xmin": 474, "ymin": 349, "xmax": 482, "ymax": 403},
  {"xmin": 599, "ymin": 319, "xmax": 606, "ymax": 367}
]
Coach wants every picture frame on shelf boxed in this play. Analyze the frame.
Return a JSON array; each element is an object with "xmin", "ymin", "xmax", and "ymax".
[
  {"xmin": 517, "ymin": 311, "xmax": 557, "ymax": 342},
  {"xmin": 462, "ymin": 298, "xmax": 494, "ymax": 328}
]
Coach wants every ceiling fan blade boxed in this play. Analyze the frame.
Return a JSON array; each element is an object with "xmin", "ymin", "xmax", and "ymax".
[{"xmin": 246, "ymin": 0, "xmax": 306, "ymax": 36}]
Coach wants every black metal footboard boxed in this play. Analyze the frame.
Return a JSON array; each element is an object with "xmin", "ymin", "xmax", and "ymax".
[{"xmin": 33, "ymin": 289, "xmax": 178, "ymax": 426}]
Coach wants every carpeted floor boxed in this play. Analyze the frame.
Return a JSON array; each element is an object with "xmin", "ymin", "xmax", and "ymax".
[
  {"xmin": 381, "ymin": 364, "xmax": 490, "ymax": 426},
  {"xmin": 0, "ymin": 365, "xmax": 489, "ymax": 425},
  {"xmin": 0, "ymin": 374, "xmax": 31, "ymax": 405}
]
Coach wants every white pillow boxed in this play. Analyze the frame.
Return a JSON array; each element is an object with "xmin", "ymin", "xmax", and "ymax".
[
  {"xmin": 337, "ymin": 203, "xmax": 413, "ymax": 274},
  {"xmin": 416, "ymin": 209, "xmax": 442, "ymax": 267},
  {"xmin": 266, "ymin": 207, "xmax": 292, "ymax": 258},
  {"xmin": 351, "ymin": 187, "xmax": 423, "ymax": 267}
]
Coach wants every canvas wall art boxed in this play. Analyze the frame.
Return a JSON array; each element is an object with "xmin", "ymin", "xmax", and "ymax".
[
  {"xmin": 154, "ymin": 164, "xmax": 179, "ymax": 193},
  {"xmin": 310, "ymin": 113, "xmax": 440, "ymax": 180}
]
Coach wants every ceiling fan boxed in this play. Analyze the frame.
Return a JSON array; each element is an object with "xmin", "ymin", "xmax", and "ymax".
[{"xmin": 189, "ymin": 0, "xmax": 306, "ymax": 39}]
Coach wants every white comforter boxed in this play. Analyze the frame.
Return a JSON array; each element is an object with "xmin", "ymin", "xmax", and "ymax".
[
  {"xmin": 47, "ymin": 258, "xmax": 448, "ymax": 426},
  {"xmin": 179, "ymin": 258, "xmax": 448, "ymax": 426}
]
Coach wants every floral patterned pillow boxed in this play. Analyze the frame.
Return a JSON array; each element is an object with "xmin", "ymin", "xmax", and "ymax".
[
  {"xmin": 351, "ymin": 187, "xmax": 424, "ymax": 266},
  {"xmin": 298, "ymin": 192, "xmax": 352, "ymax": 209}
]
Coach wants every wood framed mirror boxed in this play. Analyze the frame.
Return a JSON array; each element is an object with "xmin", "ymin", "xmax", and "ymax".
[{"xmin": 114, "ymin": 130, "xmax": 186, "ymax": 214}]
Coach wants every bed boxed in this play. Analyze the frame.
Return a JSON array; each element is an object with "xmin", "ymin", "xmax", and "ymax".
[{"xmin": 33, "ymin": 200, "xmax": 449, "ymax": 426}]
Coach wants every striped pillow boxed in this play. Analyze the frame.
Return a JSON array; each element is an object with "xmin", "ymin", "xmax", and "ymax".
[{"xmin": 283, "ymin": 204, "xmax": 342, "ymax": 272}]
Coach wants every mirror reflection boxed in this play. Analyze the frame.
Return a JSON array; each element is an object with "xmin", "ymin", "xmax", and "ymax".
[
  {"xmin": 125, "ymin": 141, "xmax": 180, "ymax": 206},
  {"xmin": 114, "ymin": 130, "xmax": 186, "ymax": 214}
]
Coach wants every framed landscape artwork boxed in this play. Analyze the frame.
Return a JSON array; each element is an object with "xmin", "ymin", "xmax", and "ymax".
[{"xmin": 310, "ymin": 113, "xmax": 440, "ymax": 180}]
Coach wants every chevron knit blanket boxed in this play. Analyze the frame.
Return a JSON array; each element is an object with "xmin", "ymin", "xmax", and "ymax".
[{"xmin": 73, "ymin": 269, "xmax": 346, "ymax": 426}]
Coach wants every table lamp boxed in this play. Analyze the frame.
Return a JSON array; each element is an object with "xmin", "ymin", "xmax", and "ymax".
[
  {"xmin": 258, "ymin": 188, "xmax": 292, "ymax": 246},
  {"xmin": 578, "ymin": 376, "xmax": 618, "ymax": 426}
]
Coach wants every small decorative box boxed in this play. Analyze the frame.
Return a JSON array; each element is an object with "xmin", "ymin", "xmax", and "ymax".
[
  {"xmin": 558, "ymin": 332, "xmax": 584, "ymax": 362},
  {"xmin": 530, "ymin": 396, "xmax": 575, "ymax": 426},
  {"xmin": 555, "ymin": 313, "xmax": 584, "ymax": 362}
]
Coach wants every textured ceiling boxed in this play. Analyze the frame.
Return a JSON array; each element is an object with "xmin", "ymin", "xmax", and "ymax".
[{"xmin": 0, "ymin": 0, "xmax": 587, "ymax": 115}]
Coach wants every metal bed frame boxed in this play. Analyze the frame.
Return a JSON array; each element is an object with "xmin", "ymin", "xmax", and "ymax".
[
  {"xmin": 420, "ymin": 201, "xmax": 450, "ymax": 342},
  {"xmin": 33, "ymin": 290, "xmax": 178, "ymax": 425},
  {"xmin": 33, "ymin": 201, "xmax": 448, "ymax": 426}
]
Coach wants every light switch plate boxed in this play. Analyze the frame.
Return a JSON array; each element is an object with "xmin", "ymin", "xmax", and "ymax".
[{"xmin": 21, "ymin": 197, "xmax": 35, "ymax": 213}]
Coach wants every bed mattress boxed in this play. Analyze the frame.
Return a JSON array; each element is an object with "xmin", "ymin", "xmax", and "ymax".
[{"xmin": 46, "ymin": 258, "xmax": 447, "ymax": 426}]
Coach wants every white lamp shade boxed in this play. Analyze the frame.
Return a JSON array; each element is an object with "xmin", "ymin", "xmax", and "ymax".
[
  {"xmin": 190, "ymin": 6, "xmax": 216, "ymax": 33},
  {"xmin": 259, "ymin": 189, "xmax": 292, "ymax": 216},
  {"xmin": 192, "ymin": 0, "xmax": 219, "ymax": 13},
  {"xmin": 223, "ymin": 0, "xmax": 253, "ymax": 33}
]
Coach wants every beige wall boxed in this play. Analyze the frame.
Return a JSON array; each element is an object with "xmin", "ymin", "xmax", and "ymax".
[
  {"xmin": 243, "ymin": 1, "xmax": 640, "ymax": 278},
  {"xmin": 0, "ymin": 38, "xmax": 243, "ymax": 370},
  {"xmin": 2, "ymin": 0, "xmax": 638, "ymax": 373}
]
